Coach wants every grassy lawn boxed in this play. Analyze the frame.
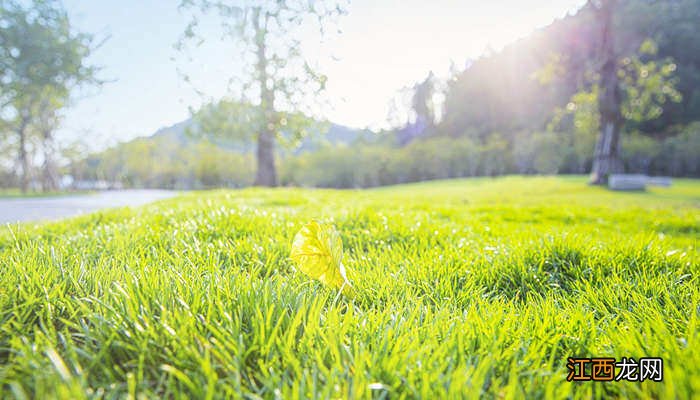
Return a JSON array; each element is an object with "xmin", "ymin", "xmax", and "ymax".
[{"xmin": 0, "ymin": 176, "xmax": 698, "ymax": 399}]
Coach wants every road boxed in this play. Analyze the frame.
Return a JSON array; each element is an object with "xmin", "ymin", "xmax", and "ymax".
[{"xmin": 0, "ymin": 190, "xmax": 177, "ymax": 224}]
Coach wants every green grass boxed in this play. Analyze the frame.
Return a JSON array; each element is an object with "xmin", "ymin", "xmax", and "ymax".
[{"xmin": 0, "ymin": 176, "xmax": 698, "ymax": 399}]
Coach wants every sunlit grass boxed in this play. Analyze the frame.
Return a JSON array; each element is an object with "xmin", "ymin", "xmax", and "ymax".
[{"xmin": 0, "ymin": 176, "xmax": 698, "ymax": 399}]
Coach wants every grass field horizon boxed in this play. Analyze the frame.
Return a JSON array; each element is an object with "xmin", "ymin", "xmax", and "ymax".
[{"xmin": 1, "ymin": 176, "xmax": 698, "ymax": 399}]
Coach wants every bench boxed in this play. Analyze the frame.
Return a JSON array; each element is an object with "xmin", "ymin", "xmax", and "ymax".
[
  {"xmin": 608, "ymin": 174, "xmax": 673, "ymax": 190},
  {"xmin": 608, "ymin": 174, "xmax": 647, "ymax": 190},
  {"xmin": 646, "ymin": 176, "xmax": 672, "ymax": 187}
]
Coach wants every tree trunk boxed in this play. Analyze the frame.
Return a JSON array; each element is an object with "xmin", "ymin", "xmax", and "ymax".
[
  {"xmin": 255, "ymin": 130, "xmax": 277, "ymax": 186},
  {"xmin": 17, "ymin": 116, "xmax": 30, "ymax": 193},
  {"xmin": 42, "ymin": 129, "xmax": 58, "ymax": 192},
  {"xmin": 590, "ymin": 0, "xmax": 623, "ymax": 185},
  {"xmin": 252, "ymin": 7, "xmax": 278, "ymax": 187}
]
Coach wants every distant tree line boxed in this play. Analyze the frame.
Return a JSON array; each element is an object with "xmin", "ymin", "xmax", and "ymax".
[
  {"xmin": 68, "ymin": 135, "xmax": 255, "ymax": 189},
  {"xmin": 67, "ymin": 119, "xmax": 698, "ymax": 190},
  {"xmin": 281, "ymin": 123, "xmax": 699, "ymax": 188}
]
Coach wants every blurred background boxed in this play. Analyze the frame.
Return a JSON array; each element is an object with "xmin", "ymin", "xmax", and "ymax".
[{"xmin": 0, "ymin": 0, "xmax": 698, "ymax": 193}]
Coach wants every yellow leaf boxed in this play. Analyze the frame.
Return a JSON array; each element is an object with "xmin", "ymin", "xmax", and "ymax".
[{"xmin": 290, "ymin": 221, "xmax": 353, "ymax": 296}]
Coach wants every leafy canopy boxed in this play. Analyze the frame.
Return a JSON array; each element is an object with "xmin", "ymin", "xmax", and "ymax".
[{"xmin": 177, "ymin": 0, "xmax": 347, "ymax": 143}]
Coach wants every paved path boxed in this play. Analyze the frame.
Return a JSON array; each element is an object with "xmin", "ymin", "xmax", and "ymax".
[{"xmin": 0, "ymin": 190, "xmax": 177, "ymax": 224}]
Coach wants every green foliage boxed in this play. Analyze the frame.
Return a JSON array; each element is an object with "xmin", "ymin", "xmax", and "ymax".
[
  {"xmin": 621, "ymin": 133, "xmax": 660, "ymax": 174},
  {"xmin": 513, "ymin": 131, "xmax": 566, "ymax": 174},
  {"xmin": 72, "ymin": 121, "xmax": 700, "ymax": 191},
  {"xmin": 547, "ymin": 89, "xmax": 599, "ymax": 173},
  {"xmin": 439, "ymin": 0, "xmax": 700, "ymax": 141},
  {"xmin": 547, "ymin": 39, "xmax": 681, "ymax": 134},
  {"xmin": 70, "ymin": 137, "xmax": 254, "ymax": 189},
  {"xmin": 0, "ymin": 0, "xmax": 100, "ymax": 191},
  {"xmin": 0, "ymin": 0, "xmax": 97, "ymax": 100},
  {"xmin": 655, "ymin": 123, "xmax": 700, "ymax": 177},
  {"xmin": 619, "ymin": 40, "xmax": 682, "ymax": 124},
  {"xmin": 281, "ymin": 128, "xmax": 700, "ymax": 189},
  {"xmin": 624, "ymin": 0, "xmax": 700, "ymax": 128},
  {"xmin": 281, "ymin": 136, "xmax": 512, "ymax": 188},
  {"xmin": 0, "ymin": 177, "xmax": 698, "ymax": 398},
  {"xmin": 189, "ymin": 99, "xmax": 324, "ymax": 148}
]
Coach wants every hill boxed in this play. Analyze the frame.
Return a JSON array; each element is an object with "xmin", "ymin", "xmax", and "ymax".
[{"xmin": 149, "ymin": 118, "xmax": 377, "ymax": 152}]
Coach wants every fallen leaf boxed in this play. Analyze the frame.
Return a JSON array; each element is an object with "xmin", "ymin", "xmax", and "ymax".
[{"xmin": 290, "ymin": 221, "xmax": 353, "ymax": 297}]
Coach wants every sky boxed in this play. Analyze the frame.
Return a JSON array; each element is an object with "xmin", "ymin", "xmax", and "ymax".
[{"xmin": 61, "ymin": 0, "xmax": 586, "ymax": 147}]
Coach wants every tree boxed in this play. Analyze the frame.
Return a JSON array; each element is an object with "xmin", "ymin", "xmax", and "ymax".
[
  {"xmin": 390, "ymin": 72, "xmax": 440, "ymax": 146},
  {"xmin": 589, "ymin": 0, "xmax": 623, "ymax": 184},
  {"xmin": 11, "ymin": 94, "xmax": 33, "ymax": 192},
  {"xmin": 178, "ymin": 0, "xmax": 346, "ymax": 186},
  {"xmin": 412, "ymin": 72, "xmax": 436, "ymax": 130},
  {"xmin": 549, "ymin": 37, "xmax": 681, "ymax": 180},
  {"xmin": 0, "ymin": 0, "xmax": 100, "ymax": 192}
]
